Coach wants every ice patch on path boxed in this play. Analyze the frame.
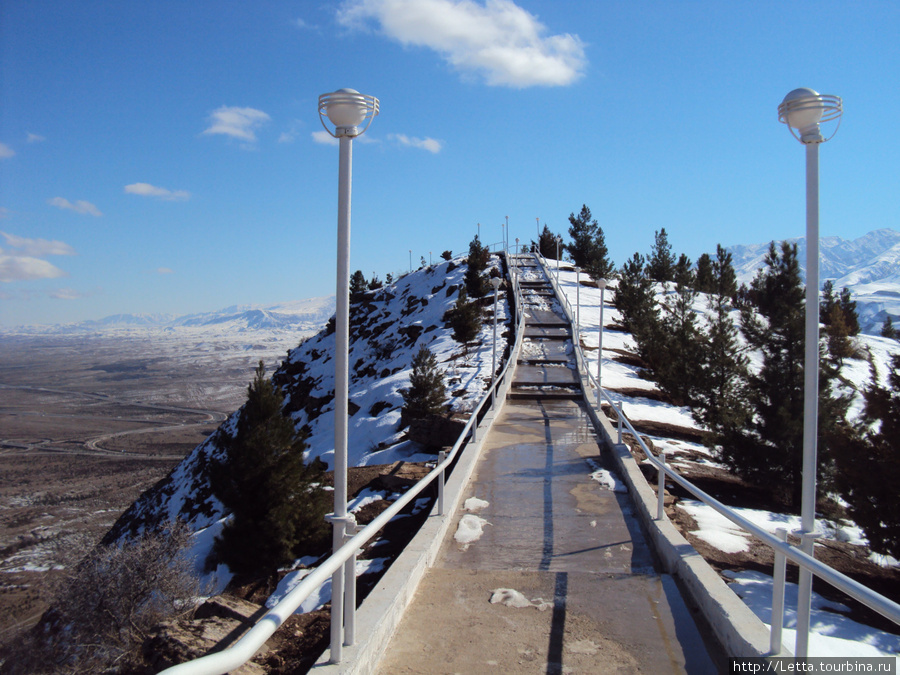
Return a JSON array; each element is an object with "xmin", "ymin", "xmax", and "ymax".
[
  {"xmin": 489, "ymin": 588, "xmax": 552, "ymax": 611},
  {"xmin": 454, "ymin": 514, "xmax": 489, "ymax": 549},
  {"xmin": 464, "ymin": 497, "xmax": 490, "ymax": 512},
  {"xmin": 587, "ymin": 459, "xmax": 627, "ymax": 493}
]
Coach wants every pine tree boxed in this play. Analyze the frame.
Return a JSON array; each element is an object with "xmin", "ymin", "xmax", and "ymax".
[
  {"xmin": 614, "ymin": 252, "xmax": 656, "ymax": 334},
  {"xmin": 465, "ymin": 235, "xmax": 491, "ymax": 298},
  {"xmin": 653, "ymin": 254, "xmax": 703, "ymax": 405},
  {"xmin": 713, "ymin": 244, "xmax": 738, "ymax": 299},
  {"xmin": 400, "ymin": 346, "xmax": 448, "ymax": 426},
  {"xmin": 835, "ymin": 355, "xmax": 900, "ymax": 558},
  {"xmin": 820, "ymin": 280, "xmax": 838, "ymax": 325},
  {"xmin": 536, "ymin": 224, "xmax": 560, "ymax": 260},
  {"xmin": 825, "ymin": 303, "xmax": 853, "ymax": 366},
  {"xmin": 719, "ymin": 242, "xmax": 845, "ymax": 508},
  {"xmin": 881, "ymin": 315, "xmax": 898, "ymax": 340},
  {"xmin": 350, "ymin": 270, "xmax": 368, "ymax": 297},
  {"xmin": 839, "ymin": 287, "xmax": 860, "ymax": 335},
  {"xmin": 614, "ymin": 252, "xmax": 664, "ymax": 376},
  {"xmin": 646, "ymin": 228, "xmax": 676, "ymax": 282},
  {"xmin": 584, "ymin": 226, "xmax": 614, "ymax": 284},
  {"xmin": 692, "ymin": 250, "xmax": 750, "ymax": 440},
  {"xmin": 566, "ymin": 205, "xmax": 597, "ymax": 268},
  {"xmin": 565, "ymin": 205, "xmax": 613, "ymax": 281},
  {"xmin": 448, "ymin": 287, "xmax": 482, "ymax": 353},
  {"xmin": 694, "ymin": 252, "xmax": 715, "ymax": 294},
  {"xmin": 209, "ymin": 361, "xmax": 330, "ymax": 576}
]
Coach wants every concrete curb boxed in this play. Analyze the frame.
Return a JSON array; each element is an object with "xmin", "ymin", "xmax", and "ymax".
[{"xmin": 582, "ymin": 378, "xmax": 778, "ymax": 658}]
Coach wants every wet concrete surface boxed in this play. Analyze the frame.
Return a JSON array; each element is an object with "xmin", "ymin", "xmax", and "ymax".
[{"xmin": 376, "ymin": 256, "xmax": 718, "ymax": 674}]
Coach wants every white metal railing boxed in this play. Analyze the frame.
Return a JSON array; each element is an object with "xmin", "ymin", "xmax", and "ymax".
[
  {"xmin": 160, "ymin": 250, "xmax": 526, "ymax": 675},
  {"xmin": 532, "ymin": 253, "xmax": 900, "ymax": 657}
]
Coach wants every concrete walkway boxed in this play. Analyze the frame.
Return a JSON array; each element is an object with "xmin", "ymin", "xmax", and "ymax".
[{"xmin": 376, "ymin": 256, "xmax": 719, "ymax": 674}]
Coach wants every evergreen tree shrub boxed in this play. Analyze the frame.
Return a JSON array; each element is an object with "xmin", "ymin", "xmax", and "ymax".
[
  {"xmin": 400, "ymin": 346, "xmax": 448, "ymax": 426},
  {"xmin": 208, "ymin": 361, "xmax": 330, "ymax": 576},
  {"xmin": 447, "ymin": 287, "xmax": 482, "ymax": 353},
  {"xmin": 718, "ymin": 243, "xmax": 847, "ymax": 508},
  {"xmin": 835, "ymin": 355, "xmax": 900, "ymax": 558},
  {"xmin": 465, "ymin": 235, "xmax": 491, "ymax": 298},
  {"xmin": 646, "ymin": 228, "xmax": 676, "ymax": 282}
]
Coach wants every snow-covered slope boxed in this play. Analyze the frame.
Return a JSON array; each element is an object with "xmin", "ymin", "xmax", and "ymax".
[
  {"xmin": 728, "ymin": 228, "xmax": 900, "ymax": 334},
  {"xmin": 103, "ymin": 256, "xmax": 510, "ymax": 548}
]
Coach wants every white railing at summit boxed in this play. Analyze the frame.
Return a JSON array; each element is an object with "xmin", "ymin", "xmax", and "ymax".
[
  {"xmin": 160, "ymin": 251, "xmax": 526, "ymax": 675},
  {"xmin": 532, "ymin": 252, "xmax": 900, "ymax": 657}
]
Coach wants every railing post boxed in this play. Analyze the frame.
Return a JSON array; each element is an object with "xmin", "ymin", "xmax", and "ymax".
[
  {"xmin": 771, "ymin": 528, "xmax": 788, "ymax": 655},
  {"xmin": 657, "ymin": 452, "xmax": 666, "ymax": 521},
  {"xmin": 344, "ymin": 542, "xmax": 357, "ymax": 646},
  {"xmin": 438, "ymin": 450, "xmax": 447, "ymax": 516},
  {"xmin": 616, "ymin": 402, "xmax": 623, "ymax": 445},
  {"xmin": 796, "ymin": 531, "xmax": 819, "ymax": 657}
]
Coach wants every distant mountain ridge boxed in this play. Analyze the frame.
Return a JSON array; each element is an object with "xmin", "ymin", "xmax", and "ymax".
[
  {"xmin": 728, "ymin": 228, "xmax": 900, "ymax": 334},
  {"xmin": 3, "ymin": 296, "xmax": 336, "ymax": 335}
]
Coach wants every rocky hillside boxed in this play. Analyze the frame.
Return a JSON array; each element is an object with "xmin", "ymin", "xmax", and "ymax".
[{"xmin": 102, "ymin": 255, "xmax": 511, "ymax": 562}]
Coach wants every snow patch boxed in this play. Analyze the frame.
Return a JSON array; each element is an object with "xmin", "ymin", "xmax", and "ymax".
[
  {"xmin": 464, "ymin": 497, "xmax": 490, "ymax": 512},
  {"xmin": 489, "ymin": 588, "xmax": 552, "ymax": 611},
  {"xmin": 454, "ymin": 514, "xmax": 490, "ymax": 549}
]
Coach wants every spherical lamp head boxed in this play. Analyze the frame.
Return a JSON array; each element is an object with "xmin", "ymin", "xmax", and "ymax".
[
  {"xmin": 597, "ymin": 279, "xmax": 607, "ymax": 290},
  {"xmin": 778, "ymin": 88, "xmax": 842, "ymax": 144},
  {"xmin": 318, "ymin": 88, "xmax": 380, "ymax": 138},
  {"xmin": 491, "ymin": 277, "xmax": 502, "ymax": 291}
]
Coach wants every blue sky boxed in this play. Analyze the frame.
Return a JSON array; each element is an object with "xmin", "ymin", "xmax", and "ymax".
[{"xmin": 1, "ymin": 1, "xmax": 898, "ymax": 327}]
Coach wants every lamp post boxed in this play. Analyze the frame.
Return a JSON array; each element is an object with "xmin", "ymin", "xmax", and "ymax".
[
  {"xmin": 515, "ymin": 238, "xmax": 519, "ymax": 276},
  {"xmin": 491, "ymin": 276, "xmax": 502, "ymax": 409},
  {"xmin": 555, "ymin": 235, "xmax": 562, "ymax": 281},
  {"xmin": 318, "ymin": 87, "xmax": 379, "ymax": 664},
  {"xmin": 596, "ymin": 279, "xmax": 607, "ymax": 399},
  {"xmin": 536, "ymin": 217, "xmax": 540, "ymax": 240},
  {"xmin": 575, "ymin": 267, "xmax": 581, "ymax": 338},
  {"xmin": 778, "ymin": 87, "xmax": 842, "ymax": 658}
]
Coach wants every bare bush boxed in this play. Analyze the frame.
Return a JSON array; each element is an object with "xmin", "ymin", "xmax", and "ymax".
[{"xmin": 0, "ymin": 521, "xmax": 202, "ymax": 675}]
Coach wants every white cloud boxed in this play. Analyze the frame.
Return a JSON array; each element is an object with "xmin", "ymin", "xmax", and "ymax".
[
  {"xmin": 48, "ymin": 287, "xmax": 86, "ymax": 300},
  {"xmin": 26, "ymin": 132, "xmax": 46, "ymax": 143},
  {"xmin": 203, "ymin": 106, "xmax": 271, "ymax": 142},
  {"xmin": 337, "ymin": 0, "xmax": 586, "ymax": 88},
  {"xmin": 48, "ymin": 197, "xmax": 103, "ymax": 217},
  {"xmin": 0, "ymin": 232, "xmax": 76, "ymax": 283},
  {"xmin": 1, "ymin": 232, "xmax": 76, "ymax": 257},
  {"xmin": 312, "ymin": 130, "xmax": 339, "ymax": 146},
  {"xmin": 0, "ymin": 255, "xmax": 67, "ymax": 283},
  {"xmin": 156, "ymin": 267, "xmax": 174, "ymax": 275},
  {"xmin": 0, "ymin": 143, "xmax": 14, "ymax": 159},
  {"xmin": 389, "ymin": 133, "xmax": 443, "ymax": 153},
  {"xmin": 124, "ymin": 182, "xmax": 191, "ymax": 202}
]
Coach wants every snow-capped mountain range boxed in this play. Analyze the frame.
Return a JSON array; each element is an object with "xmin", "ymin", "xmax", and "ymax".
[
  {"xmin": 5, "ymin": 229, "xmax": 900, "ymax": 338},
  {"xmin": 3, "ymin": 297, "xmax": 336, "ymax": 336},
  {"xmin": 728, "ymin": 228, "xmax": 900, "ymax": 334}
]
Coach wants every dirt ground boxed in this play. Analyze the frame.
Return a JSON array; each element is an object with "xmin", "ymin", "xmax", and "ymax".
[{"xmin": 0, "ymin": 334, "xmax": 261, "ymax": 638}]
